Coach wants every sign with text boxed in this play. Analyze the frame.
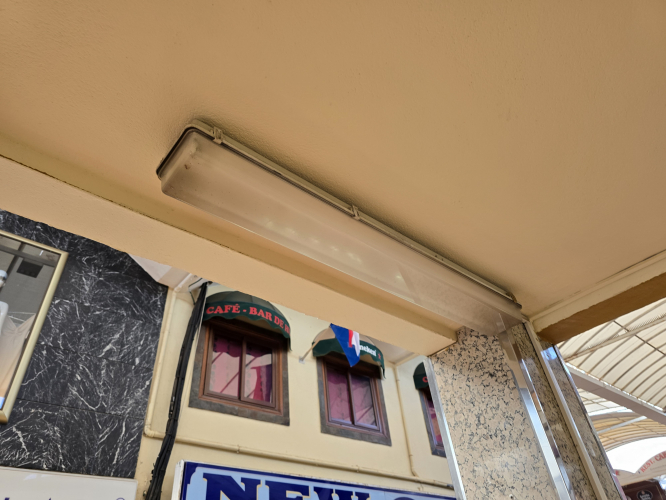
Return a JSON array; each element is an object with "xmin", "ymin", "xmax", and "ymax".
[
  {"xmin": 203, "ymin": 300, "xmax": 290, "ymax": 339},
  {"xmin": 638, "ymin": 451, "xmax": 666, "ymax": 474},
  {"xmin": 173, "ymin": 462, "xmax": 454, "ymax": 500},
  {"xmin": 637, "ymin": 490, "xmax": 653, "ymax": 500},
  {"xmin": 0, "ymin": 466, "xmax": 137, "ymax": 500}
]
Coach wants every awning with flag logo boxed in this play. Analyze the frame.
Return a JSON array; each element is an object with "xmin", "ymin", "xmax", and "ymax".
[
  {"xmin": 413, "ymin": 362, "xmax": 429, "ymax": 389},
  {"xmin": 311, "ymin": 324, "xmax": 385, "ymax": 376},
  {"xmin": 203, "ymin": 291, "xmax": 291, "ymax": 347}
]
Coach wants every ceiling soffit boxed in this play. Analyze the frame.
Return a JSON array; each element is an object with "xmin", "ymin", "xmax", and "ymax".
[{"xmin": 1, "ymin": 0, "xmax": 666, "ymax": 325}]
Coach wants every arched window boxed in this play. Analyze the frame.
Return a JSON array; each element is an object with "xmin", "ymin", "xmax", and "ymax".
[{"xmin": 190, "ymin": 291, "xmax": 290, "ymax": 426}]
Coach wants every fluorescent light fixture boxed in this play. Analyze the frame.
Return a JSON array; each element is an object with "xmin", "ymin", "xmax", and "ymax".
[{"xmin": 157, "ymin": 121, "xmax": 522, "ymax": 334}]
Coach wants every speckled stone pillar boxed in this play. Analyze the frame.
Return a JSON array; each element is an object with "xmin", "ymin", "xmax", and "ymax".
[
  {"xmin": 428, "ymin": 326, "xmax": 611, "ymax": 500},
  {"xmin": 511, "ymin": 325, "xmax": 598, "ymax": 500},
  {"xmin": 429, "ymin": 325, "xmax": 626, "ymax": 500},
  {"xmin": 430, "ymin": 327, "xmax": 559, "ymax": 499},
  {"xmin": 537, "ymin": 338, "xmax": 626, "ymax": 500}
]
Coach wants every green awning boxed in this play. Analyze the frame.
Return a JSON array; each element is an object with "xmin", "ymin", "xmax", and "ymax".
[
  {"xmin": 311, "ymin": 327, "xmax": 385, "ymax": 376},
  {"xmin": 204, "ymin": 291, "xmax": 290, "ymax": 346},
  {"xmin": 413, "ymin": 362, "xmax": 429, "ymax": 389}
]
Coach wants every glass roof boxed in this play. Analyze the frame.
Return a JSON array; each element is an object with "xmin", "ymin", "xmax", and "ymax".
[
  {"xmin": 577, "ymin": 388, "xmax": 626, "ymax": 416},
  {"xmin": 559, "ymin": 297, "xmax": 666, "ymax": 409},
  {"xmin": 559, "ymin": 298, "xmax": 666, "ymax": 452}
]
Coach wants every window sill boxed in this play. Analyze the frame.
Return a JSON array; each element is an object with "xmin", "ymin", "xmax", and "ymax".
[
  {"xmin": 319, "ymin": 419, "xmax": 392, "ymax": 446},
  {"xmin": 431, "ymin": 446, "xmax": 447, "ymax": 458},
  {"xmin": 189, "ymin": 394, "xmax": 290, "ymax": 426}
]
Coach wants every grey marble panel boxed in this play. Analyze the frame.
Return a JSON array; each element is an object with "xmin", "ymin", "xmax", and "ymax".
[
  {"xmin": 67, "ymin": 236, "xmax": 140, "ymax": 279},
  {"xmin": 540, "ymin": 340, "xmax": 624, "ymax": 500},
  {"xmin": 53, "ymin": 252, "xmax": 100, "ymax": 304},
  {"xmin": 0, "ymin": 211, "xmax": 71, "ymax": 255},
  {"xmin": 0, "ymin": 400, "xmax": 61, "ymax": 470},
  {"xmin": 109, "ymin": 363, "xmax": 153, "ymax": 419},
  {"xmin": 511, "ymin": 325, "xmax": 596, "ymax": 500},
  {"xmin": 0, "ymin": 210, "xmax": 167, "ymax": 480},
  {"xmin": 66, "ymin": 236, "xmax": 114, "ymax": 266},
  {"xmin": 430, "ymin": 327, "xmax": 558, "ymax": 500},
  {"xmin": 128, "ymin": 283, "xmax": 168, "ymax": 328},
  {"xmin": 38, "ymin": 299, "xmax": 90, "ymax": 352},
  {"xmin": 93, "ymin": 270, "xmax": 165, "ymax": 317},
  {"xmin": 81, "ymin": 305, "xmax": 135, "ymax": 362},
  {"xmin": 31, "ymin": 221, "xmax": 72, "ymax": 250},
  {"xmin": 0, "ymin": 212, "xmax": 36, "ymax": 239},
  {"xmin": 121, "ymin": 320, "xmax": 158, "ymax": 368},
  {"xmin": 55, "ymin": 406, "xmax": 103, "ymax": 474},
  {"xmin": 105, "ymin": 253, "xmax": 142, "ymax": 276},
  {"xmin": 0, "ymin": 210, "xmax": 16, "ymax": 233},
  {"xmin": 91, "ymin": 415, "xmax": 144, "ymax": 478},
  {"xmin": 63, "ymin": 354, "xmax": 115, "ymax": 413},
  {"xmin": 18, "ymin": 344, "xmax": 75, "ymax": 406},
  {"xmin": 114, "ymin": 282, "xmax": 166, "ymax": 370}
]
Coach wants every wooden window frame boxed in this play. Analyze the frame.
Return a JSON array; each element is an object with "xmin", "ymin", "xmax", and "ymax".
[
  {"xmin": 419, "ymin": 388, "xmax": 446, "ymax": 457},
  {"xmin": 317, "ymin": 353, "xmax": 391, "ymax": 446},
  {"xmin": 189, "ymin": 318, "xmax": 289, "ymax": 425}
]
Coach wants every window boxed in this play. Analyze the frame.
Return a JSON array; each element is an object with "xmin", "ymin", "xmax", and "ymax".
[
  {"xmin": 0, "ymin": 229, "xmax": 67, "ymax": 423},
  {"xmin": 205, "ymin": 332, "xmax": 275, "ymax": 406},
  {"xmin": 317, "ymin": 354, "xmax": 391, "ymax": 445},
  {"xmin": 420, "ymin": 389, "xmax": 446, "ymax": 457},
  {"xmin": 189, "ymin": 318, "xmax": 289, "ymax": 425}
]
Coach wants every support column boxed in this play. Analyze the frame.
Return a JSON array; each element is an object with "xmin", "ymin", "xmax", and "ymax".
[
  {"xmin": 532, "ymin": 329, "xmax": 626, "ymax": 500},
  {"xmin": 427, "ymin": 325, "xmax": 626, "ymax": 500}
]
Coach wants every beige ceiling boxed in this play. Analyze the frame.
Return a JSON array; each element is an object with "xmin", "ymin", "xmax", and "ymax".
[{"xmin": 2, "ymin": 0, "xmax": 666, "ymax": 318}]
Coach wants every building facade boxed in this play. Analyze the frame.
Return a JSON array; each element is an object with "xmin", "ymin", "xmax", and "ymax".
[
  {"xmin": 0, "ymin": 210, "xmax": 167, "ymax": 478},
  {"xmin": 0, "ymin": 206, "xmax": 628, "ymax": 500},
  {"xmin": 0, "ymin": 210, "xmax": 460, "ymax": 499}
]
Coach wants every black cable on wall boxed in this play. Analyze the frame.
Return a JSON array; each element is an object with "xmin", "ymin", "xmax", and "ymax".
[{"xmin": 146, "ymin": 282, "xmax": 209, "ymax": 500}]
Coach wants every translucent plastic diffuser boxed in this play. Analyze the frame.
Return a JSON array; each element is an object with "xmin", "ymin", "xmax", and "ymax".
[{"xmin": 157, "ymin": 124, "xmax": 521, "ymax": 334}]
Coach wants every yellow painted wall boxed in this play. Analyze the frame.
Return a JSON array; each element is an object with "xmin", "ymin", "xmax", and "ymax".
[
  {"xmin": 395, "ymin": 357, "xmax": 449, "ymax": 482},
  {"xmin": 134, "ymin": 287, "xmax": 454, "ymax": 499}
]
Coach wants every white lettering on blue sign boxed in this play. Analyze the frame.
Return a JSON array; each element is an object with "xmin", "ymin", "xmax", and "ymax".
[{"xmin": 176, "ymin": 463, "xmax": 454, "ymax": 500}]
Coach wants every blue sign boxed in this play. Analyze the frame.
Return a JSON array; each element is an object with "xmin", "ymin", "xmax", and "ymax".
[{"xmin": 176, "ymin": 462, "xmax": 455, "ymax": 500}]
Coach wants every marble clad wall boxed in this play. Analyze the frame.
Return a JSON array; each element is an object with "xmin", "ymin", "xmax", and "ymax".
[
  {"xmin": 539, "ymin": 340, "xmax": 625, "ymax": 500},
  {"xmin": 0, "ymin": 209, "xmax": 167, "ymax": 478},
  {"xmin": 510, "ymin": 324, "xmax": 596, "ymax": 500},
  {"xmin": 430, "ymin": 327, "xmax": 558, "ymax": 500}
]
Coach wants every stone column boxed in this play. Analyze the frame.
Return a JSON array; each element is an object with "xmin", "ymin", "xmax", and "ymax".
[
  {"xmin": 535, "ymin": 333, "xmax": 627, "ymax": 500},
  {"xmin": 428, "ymin": 324, "xmax": 625, "ymax": 500}
]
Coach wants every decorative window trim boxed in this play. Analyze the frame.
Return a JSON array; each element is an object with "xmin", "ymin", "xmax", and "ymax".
[
  {"xmin": 189, "ymin": 318, "xmax": 289, "ymax": 426},
  {"xmin": 419, "ymin": 389, "xmax": 446, "ymax": 457},
  {"xmin": 0, "ymin": 229, "xmax": 68, "ymax": 424},
  {"xmin": 316, "ymin": 354, "xmax": 391, "ymax": 446}
]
